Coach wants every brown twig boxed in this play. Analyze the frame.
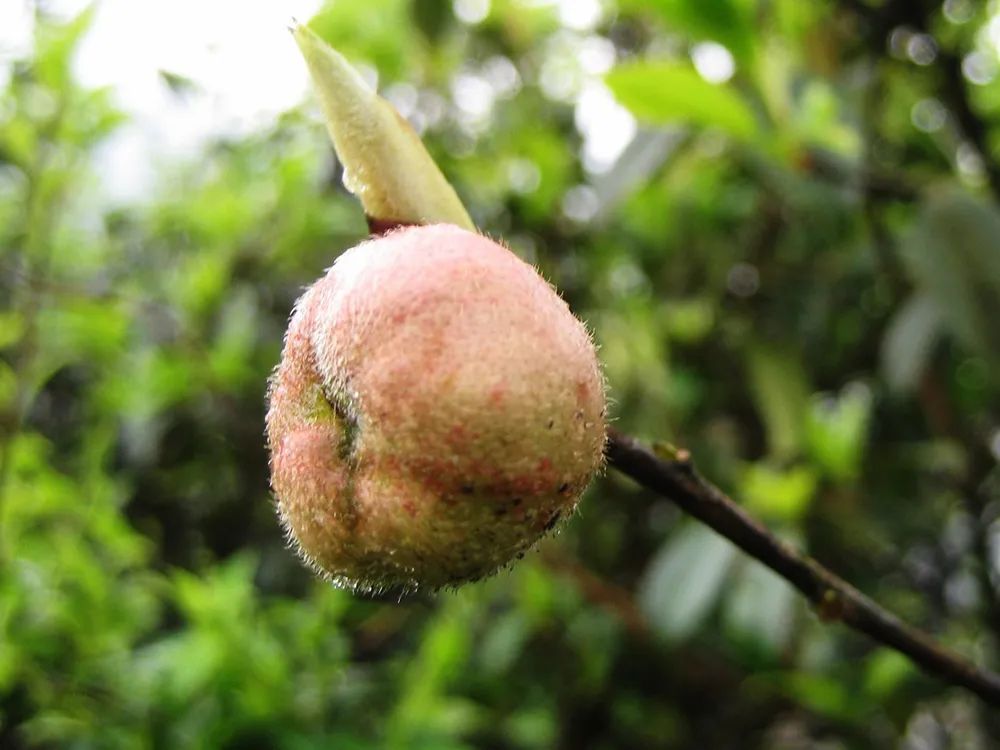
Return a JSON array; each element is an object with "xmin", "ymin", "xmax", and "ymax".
[{"xmin": 605, "ymin": 428, "xmax": 1000, "ymax": 707}]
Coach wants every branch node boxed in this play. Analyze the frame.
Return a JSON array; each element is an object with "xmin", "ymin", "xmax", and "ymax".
[
  {"xmin": 816, "ymin": 589, "xmax": 845, "ymax": 623},
  {"xmin": 652, "ymin": 440, "xmax": 693, "ymax": 472}
]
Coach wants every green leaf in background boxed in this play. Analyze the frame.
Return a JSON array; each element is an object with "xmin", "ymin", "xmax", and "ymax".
[
  {"xmin": 36, "ymin": 301, "xmax": 128, "ymax": 361},
  {"xmin": 789, "ymin": 82, "xmax": 860, "ymax": 157},
  {"xmin": 804, "ymin": 382, "xmax": 872, "ymax": 482},
  {"xmin": 207, "ymin": 284, "xmax": 260, "ymax": 388},
  {"xmin": 746, "ymin": 344, "xmax": 811, "ymax": 462},
  {"xmin": 387, "ymin": 597, "xmax": 478, "ymax": 747},
  {"xmin": 771, "ymin": 672, "xmax": 865, "ymax": 722},
  {"xmin": 0, "ymin": 361, "xmax": 15, "ymax": 409},
  {"xmin": 478, "ymin": 610, "xmax": 529, "ymax": 674},
  {"xmin": 863, "ymin": 649, "xmax": 915, "ymax": 701},
  {"xmin": 741, "ymin": 463, "xmax": 818, "ymax": 523},
  {"xmin": 0, "ymin": 311, "xmax": 25, "ymax": 350},
  {"xmin": 606, "ymin": 62, "xmax": 758, "ymax": 139},
  {"xmin": 724, "ymin": 559, "xmax": 796, "ymax": 658},
  {"xmin": 639, "ymin": 524, "xmax": 737, "ymax": 641},
  {"xmin": 900, "ymin": 190, "xmax": 1000, "ymax": 373},
  {"xmin": 172, "ymin": 554, "xmax": 257, "ymax": 627},
  {"xmin": 664, "ymin": 297, "xmax": 716, "ymax": 343},
  {"xmin": 880, "ymin": 292, "xmax": 944, "ymax": 394},
  {"xmin": 503, "ymin": 706, "xmax": 558, "ymax": 749},
  {"xmin": 33, "ymin": 5, "xmax": 95, "ymax": 90}
]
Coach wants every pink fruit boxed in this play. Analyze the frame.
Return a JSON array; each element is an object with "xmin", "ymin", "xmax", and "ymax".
[{"xmin": 266, "ymin": 224, "xmax": 606, "ymax": 591}]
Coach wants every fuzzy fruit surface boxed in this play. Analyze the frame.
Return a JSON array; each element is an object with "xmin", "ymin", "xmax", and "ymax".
[{"xmin": 267, "ymin": 224, "xmax": 606, "ymax": 591}]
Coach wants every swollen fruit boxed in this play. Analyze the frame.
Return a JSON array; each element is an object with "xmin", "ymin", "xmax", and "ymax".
[{"xmin": 266, "ymin": 224, "xmax": 606, "ymax": 591}]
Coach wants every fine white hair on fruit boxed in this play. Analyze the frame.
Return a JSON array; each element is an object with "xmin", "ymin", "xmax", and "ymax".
[{"xmin": 266, "ymin": 224, "xmax": 607, "ymax": 591}]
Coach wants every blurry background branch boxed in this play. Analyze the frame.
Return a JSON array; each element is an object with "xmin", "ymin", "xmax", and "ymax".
[{"xmin": 607, "ymin": 429, "xmax": 1000, "ymax": 707}]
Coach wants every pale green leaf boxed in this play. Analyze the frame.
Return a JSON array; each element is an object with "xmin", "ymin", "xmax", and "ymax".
[
  {"xmin": 863, "ymin": 649, "xmax": 915, "ymax": 699},
  {"xmin": 606, "ymin": 62, "xmax": 757, "ymax": 139},
  {"xmin": 724, "ymin": 559, "xmax": 796, "ymax": 656},
  {"xmin": 746, "ymin": 344, "xmax": 811, "ymax": 461},
  {"xmin": 664, "ymin": 297, "xmax": 716, "ymax": 343},
  {"xmin": 880, "ymin": 292, "xmax": 943, "ymax": 394},
  {"xmin": 293, "ymin": 24, "xmax": 474, "ymax": 230},
  {"xmin": 0, "ymin": 311, "xmax": 25, "ymax": 350},
  {"xmin": 741, "ymin": 463, "xmax": 818, "ymax": 522},
  {"xmin": 901, "ymin": 190, "xmax": 1000, "ymax": 369},
  {"xmin": 805, "ymin": 383, "xmax": 872, "ymax": 482},
  {"xmin": 639, "ymin": 524, "xmax": 737, "ymax": 640}
]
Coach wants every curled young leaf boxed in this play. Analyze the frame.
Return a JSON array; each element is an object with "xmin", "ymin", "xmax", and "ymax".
[{"xmin": 292, "ymin": 23, "xmax": 474, "ymax": 230}]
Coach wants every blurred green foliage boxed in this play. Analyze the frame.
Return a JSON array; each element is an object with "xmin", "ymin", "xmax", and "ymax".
[{"xmin": 2, "ymin": 0, "xmax": 1000, "ymax": 747}]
